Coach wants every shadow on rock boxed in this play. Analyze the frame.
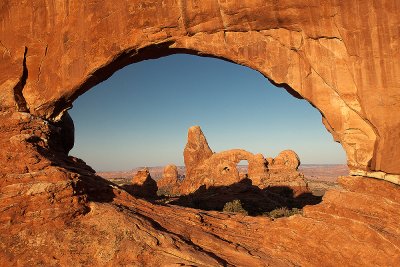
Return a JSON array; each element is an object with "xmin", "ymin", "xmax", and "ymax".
[
  {"xmin": 74, "ymin": 174, "xmax": 117, "ymax": 203},
  {"xmin": 170, "ymin": 178, "xmax": 322, "ymax": 216},
  {"xmin": 122, "ymin": 177, "xmax": 158, "ymax": 201}
]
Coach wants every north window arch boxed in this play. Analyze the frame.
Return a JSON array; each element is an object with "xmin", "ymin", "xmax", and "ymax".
[{"xmin": 68, "ymin": 54, "xmax": 346, "ymax": 173}]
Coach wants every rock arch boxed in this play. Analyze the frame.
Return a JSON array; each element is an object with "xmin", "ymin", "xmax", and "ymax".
[
  {"xmin": 181, "ymin": 126, "xmax": 308, "ymax": 194},
  {"xmin": 1, "ymin": 1, "xmax": 399, "ymax": 182},
  {"xmin": 1, "ymin": 1, "xmax": 400, "ymax": 265}
]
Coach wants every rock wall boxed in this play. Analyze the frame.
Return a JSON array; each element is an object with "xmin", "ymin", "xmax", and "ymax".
[{"xmin": 1, "ymin": 1, "xmax": 399, "ymax": 179}]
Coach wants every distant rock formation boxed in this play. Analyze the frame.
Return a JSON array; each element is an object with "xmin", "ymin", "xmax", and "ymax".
[
  {"xmin": 180, "ymin": 126, "xmax": 307, "ymax": 195},
  {"xmin": 271, "ymin": 150, "xmax": 300, "ymax": 169},
  {"xmin": 262, "ymin": 150, "xmax": 307, "ymax": 195},
  {"xmin": 157, "ymin": 164, "xmax": 181, "ymax": 196},
  {"xmin": 184, "ymin": 126, "xmax": 214, "ymax": 176},
  {"xmin": 128, "ymin": 168, "xmax": 158, "ymax": 198}
]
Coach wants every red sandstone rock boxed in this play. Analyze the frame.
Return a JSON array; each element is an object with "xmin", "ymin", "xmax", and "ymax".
[
  {"xmin": 272, "ymin": 150, "xmax": 300, "ymax": 170},
  {"xmin": 0, "ymin": 1, "xmax": 400, "ymax": 266},
  {"xmin": 128, "ymin": 168, "xmax": 158, "ymax": 198},
  {"xmin": 180, "ymin": 126, "xmax": 306, "ymax": 194},
  {"xmin": 183, "ymin": 126, "xmax": 213, "ymax": 177},
  {"xmin": 1, "ymin": 1, "xmax": 399, "ymax": 175},
  {"xmin": 264, "ymin": 150, "xmax": 308, "ymax": 195},
  {"xmin": 1, "ymin": 171, "xmax": 400, "ymax": 266},
  {"xmin": 248, "ymin": 153, "xmax": 269, "ymax": 185},
  {"xmin": 157, "ymin": 164, "xmax": 181, "ymax": 196}
]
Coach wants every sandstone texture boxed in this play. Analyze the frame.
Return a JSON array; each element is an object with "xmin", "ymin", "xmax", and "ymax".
[
  {"xmin": 1, "ymin": 168, "xmax": 400, "ymax": 266},
  {"xmin": 157, "ymin": 164, "xmax": 181, "ymax": 196},
  {"xmin": 271, "ymin": 150, "xmax": 300, "ymax": 170},
  {"xmin": 1, "ymin": 1, "xmax": 400, "ymax": 266},
  {"xmin": 266, "ymin": 150, "xmax": 308, "ymax": 195},
  {"xmin": 180, "ymin": 126, "xmax": 308, "ymax": 194},
  {"xmin": 184, "ymin": 126, "xmax": 214, "ymax": 176}
]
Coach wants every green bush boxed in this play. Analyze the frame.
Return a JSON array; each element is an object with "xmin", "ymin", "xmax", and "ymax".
[
  {"xmin": 223, "ymin": 199, "xmax": 248, "ymax": 215},
  {"xmin": 267, "ymin": 207, "xmax": 302, "ymax": 219}
]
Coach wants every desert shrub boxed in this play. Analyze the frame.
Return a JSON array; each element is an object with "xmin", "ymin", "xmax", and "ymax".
[
  {"xmin": 267, "ymin": 207, "xmax": 302, "ymax": 219},
  {"xmin": 157, "ymin": 187, "xmax": 173, "ymax": 197},
  {"xmin": 223, "ymin": 199, "xmax": 248, "ymax": 215},
  {"xmin": 108, "ymin": 178, "xmax": 130, "ymax": 186}
]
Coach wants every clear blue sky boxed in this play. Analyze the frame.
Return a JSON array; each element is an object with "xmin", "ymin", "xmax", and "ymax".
[{"xmin": 69, "ymin": 54, "xmax": 346, "ymax": 172}]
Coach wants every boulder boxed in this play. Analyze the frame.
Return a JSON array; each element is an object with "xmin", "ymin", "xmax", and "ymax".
[
  {"xmin": 271, "ymin": 150, "xmax": 300, "ymax": 170},
  {"xmin": 264, "ymin": 150, "xmax": 307, "ymax": 195}
]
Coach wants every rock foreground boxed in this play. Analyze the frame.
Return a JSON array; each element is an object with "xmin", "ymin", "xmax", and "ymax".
[
  {"xmin": 1, "ymin": 165, "xmax": 400, "ymax": 266},
  {"xmin": 1, "ymin": 1, "xmax": 400, "ymax": 266},
  {"xmin": 0, "ymin": 115, "xmax": 399, "ymax": 266}
]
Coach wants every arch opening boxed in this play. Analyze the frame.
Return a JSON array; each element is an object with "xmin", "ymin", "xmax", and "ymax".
[
  {"xmin": 45, "ymin": 41, "xmax": 377, "ymax": 178},
  {"xmin": 237, "ymin": 160, "xmax": 249, "ymax": 180},
  {"xmin": 68, "ymin": 53, "xmax": 346, "ymax": 216},
  {"xmin": 45, "ymin": 40, "xmax": 372, "ymax": 176}
]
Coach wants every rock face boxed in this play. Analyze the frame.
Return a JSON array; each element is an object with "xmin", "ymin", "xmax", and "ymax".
[
  {"xmin": 180, "ymin": 126, "xmax": 307, "ymax": 194},
  {"xmin": 1, "ymin": 1, "xmax": 400, "ymax": 266},
  {"xmin": 128, "ymin": 168, "xmax": 158, "ymax": 198},
  {"xmin": 272, "ymin": 150, "xmax": 300, "ymax": 170},
  {"xmin": 184, "ymin": 126, "xmax": 214, "ymax": 176},
  {"xmin": 266, "ymin": 150, "xmax": 308, "ymax": 195},
  {"xmin": 1, "ymin": 1, "xmax": 399, "ymax": 177},
  {"xmin": 2, "ymin": 171, "xmax": 400, "ymax": 266},
  {"xmin": 157, "ymin": 164, "xmax": 181, "ymax": 196}
]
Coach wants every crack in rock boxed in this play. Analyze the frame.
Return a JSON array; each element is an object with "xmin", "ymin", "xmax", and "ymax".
[{"xmin": 13, "ymin": 47, "xmax": 29, "ymax": 113}]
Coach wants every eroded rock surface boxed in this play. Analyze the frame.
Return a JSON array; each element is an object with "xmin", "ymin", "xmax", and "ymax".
[
  {"xmin": 1, "ymin": 169, "xmax": 400, "ymax": 265},
  {"xmin": 272, "ymin": 150, "xmax": 300, "ymax": 170},
  {"xmin": 184, "ymin": 126, "xmax": 214, "ymax": 176}
]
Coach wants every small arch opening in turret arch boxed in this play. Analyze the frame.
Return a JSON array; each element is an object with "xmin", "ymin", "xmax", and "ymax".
[{"xmin": 237, "ymin": 160, "xmax": 249, "ymax": 179}]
